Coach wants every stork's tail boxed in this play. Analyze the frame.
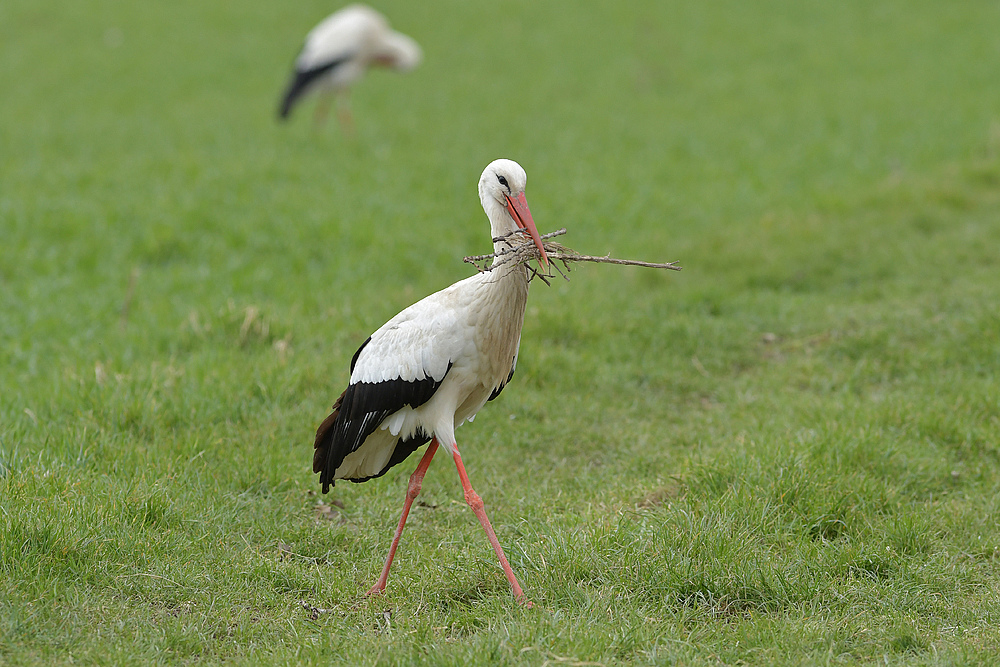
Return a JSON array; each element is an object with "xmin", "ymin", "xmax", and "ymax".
[
  {"xmin": 277, "ymin": 56, "xmax": 349, "ymax": 120},
  {"xmin": 313, "ymin": 390, "xmax": 345, "ymax": 492},
  {"xmin": 278, "ymin": 71, "xmax": 311, "ymax": 120}
]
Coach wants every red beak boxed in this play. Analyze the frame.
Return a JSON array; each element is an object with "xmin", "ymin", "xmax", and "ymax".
[{"xmin": 504, "ymin": 192, "xmax": 549, "ymax": 268}]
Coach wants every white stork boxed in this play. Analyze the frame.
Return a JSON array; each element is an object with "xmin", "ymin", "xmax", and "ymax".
[
  {"xmin": 278, "ymin": 4, "xmax": 422, "ymax": 128},
  {"xmin": 313, "ymin": 159, "xmax": 549, "ymax": 605}
]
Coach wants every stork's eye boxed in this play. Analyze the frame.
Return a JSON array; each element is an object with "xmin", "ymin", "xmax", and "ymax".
[{"xmin": 497, "ymin": 175, "xmax": 509, "ymax": 189}]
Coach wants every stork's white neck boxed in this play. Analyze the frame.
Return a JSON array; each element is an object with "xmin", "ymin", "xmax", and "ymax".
[
  {"xmin": 471, "ymin": 234, "xmax": 530, "ymax": 392},
  {"xmin": 485, "ymin": 217, "xmax": 531, "ymax": 287},
  {"xmin": 481, "ymin": 195, "xmax": 515, "ymax": 239},
  {"xmin": 474, "ymin": 158, "xmax": 533, "ymax": 297}
]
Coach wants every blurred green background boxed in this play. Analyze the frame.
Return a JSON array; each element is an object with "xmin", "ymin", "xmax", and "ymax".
[{"xmin": 2, "ymin": 1, "xmax": 1000, "ymax": 664}]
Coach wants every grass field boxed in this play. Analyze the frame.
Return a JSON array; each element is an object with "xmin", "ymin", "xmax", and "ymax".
[{"xmin": 3, "ymin": 0, "xmax": 1000, "ymax": 664}]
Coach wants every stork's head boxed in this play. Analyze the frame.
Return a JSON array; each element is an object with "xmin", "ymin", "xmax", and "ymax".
[
  {"xmin": 478, "ymin": 159, "xmax": 549, "ymax": 267},
  {"xmin": 372, "ymin": 31, "xmax": 422, "ymax": 71}
]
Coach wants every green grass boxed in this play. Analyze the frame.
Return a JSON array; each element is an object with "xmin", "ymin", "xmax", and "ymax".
[{"xmin": 3, "ymin": 0, "xmax": 1000, "ymax": 664}]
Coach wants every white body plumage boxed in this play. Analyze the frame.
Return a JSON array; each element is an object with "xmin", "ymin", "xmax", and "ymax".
[
  {"xmin": 336, "ymin": 266, "xmax": 527, "ymax": 480},
  {"xmin": 313, "ymin": 159, "xmax": 548, "ymax": 490}
]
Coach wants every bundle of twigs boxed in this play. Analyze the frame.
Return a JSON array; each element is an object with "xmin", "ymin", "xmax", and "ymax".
[{"xmin": 464, "ymin": 228, "xmax": 681, "ymax": 285}]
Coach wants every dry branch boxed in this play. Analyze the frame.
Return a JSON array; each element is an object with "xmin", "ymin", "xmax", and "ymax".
[
  {"xmin": 300, "ymin": 600, "xmax": 332, "ymax": 619},
  {"xmin": 464, "ymin": 228, "xmax": 681, "ymax": 285}
]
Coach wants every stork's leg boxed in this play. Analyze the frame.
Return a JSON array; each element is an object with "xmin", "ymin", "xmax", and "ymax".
[
  {"xmin": 451, "ymin": 448, "xmax": 531, "ymax": 606},
  {"xmin": 313, "ymin": 91, "xmax": 332, "ymax": 127},
  {"xmin": 366, "ymin": 439, "xmax": 440, "ymax": 597},
  {"xmin": 336, "ymin": 90, "xmax": 355, "ymax": 137}
]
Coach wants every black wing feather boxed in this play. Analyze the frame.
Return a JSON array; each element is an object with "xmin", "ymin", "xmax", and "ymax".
[
  {"xmin": 350, "ymin": 336, "xmax": 371, "ymax": 373},
  {"xmin": 313, "ymin": 359, "xmax": 452, "ymax": 492},
  {"xmin": 278, "ymin": 54, "xmax": 352, "ymax": 120},
  {"xmin": 488, "ymin": 365, "xmax": 517, "ymax": 402}
]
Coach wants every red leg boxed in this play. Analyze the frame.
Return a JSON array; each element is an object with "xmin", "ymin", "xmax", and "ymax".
[
  {"xmin": 451, "ymin": 448, "xmax": 532, "ymax": 606},
  {"xmin": 336, "ymin": 90, "xmax": 355, "ymax": 138},
  {"xmin": 313, "ymin": 92, "xmax": 332, "ymax": 127},
  {"xmin": 367, "ymin": 439, "xmax": 440, "ymax": 597}
]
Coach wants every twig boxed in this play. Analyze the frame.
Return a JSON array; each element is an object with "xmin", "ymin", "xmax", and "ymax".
[
  {"xmin": 119, "ymin": 266, "xmax": 138, "ymax": 330},
  {"xmin": 546, "ymin": 252, "xmax": 682, "ymax": 271},
  {"xmin": 464, "ymin": 228, "xmax": 681, "ymax": 282},
  {"xmin": 300, "ymin": 600, "xmax": 332, "ymax": 620}
]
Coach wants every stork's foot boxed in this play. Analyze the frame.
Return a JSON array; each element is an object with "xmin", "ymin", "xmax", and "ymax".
[{"xmin": 365, "ymin": 583, "xmax": 386, "ymax": 598}]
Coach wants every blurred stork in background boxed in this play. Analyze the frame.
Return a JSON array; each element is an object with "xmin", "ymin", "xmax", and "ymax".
[{"xmin": 278, "ymin": 4, "xmax": 421, "ymax": 130}]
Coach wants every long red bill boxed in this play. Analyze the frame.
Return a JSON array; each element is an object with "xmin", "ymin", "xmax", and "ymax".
[{"xmin": 505, "ymin": 192, "xmax": 549, "ymax": 267}]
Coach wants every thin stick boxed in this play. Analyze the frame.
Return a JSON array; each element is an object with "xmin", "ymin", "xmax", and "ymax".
[
  {"xmin": 300, "ymin": 600, "xmax": 333, "ymax": 619},
  {"xmin": 545, "ymin": 253, "xmax": 681, "ymax": 270},
  {"xmin": 464, "ymin": 228, "xmax": 681, "ymax": 279},
  {"xmin": 119, "ymin": 266, "xmax": 138, "ymax": 330}
]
